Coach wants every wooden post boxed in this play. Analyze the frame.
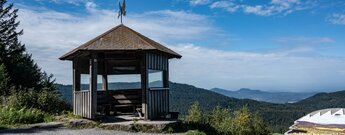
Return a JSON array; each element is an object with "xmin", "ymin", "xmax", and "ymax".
[
  {"xmin": 163, "ymin": 59, "xmax": 169, "ymax": 114},
  {"xmin": 73, "ymin": 58, "xmax": 81, "ymax": 115},
  {"xmin": 89, "ymin": 54, "xmax": 98, "ymax": 119},
  {"xmin": 102, "ymin": 60, "xmax": 108, "ymax": 91},
  {"xmin": 141, "ymin": 52, "xmax": 149, "ymax": 120}
]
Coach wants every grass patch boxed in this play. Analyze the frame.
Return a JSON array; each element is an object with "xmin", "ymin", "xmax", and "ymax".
[
  {"xmin": 184, "ymin": 130, "xmax": 207, "ymax": 135},
  {"xmin": 0, "ymin": 125, "xmax": 7, "ymax": 130},
  {"xmin": 0, "ymin": 105, "xmax": 53, "ymax": 125}
]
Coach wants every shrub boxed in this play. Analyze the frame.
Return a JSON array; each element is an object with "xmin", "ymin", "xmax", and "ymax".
[
  {"xmin": 4, "ymin": 87, "xmax": 69, "ymax": 114},
  {"xmin": 182, "ymin": 103, "xmax": 270, "ymax": 135},
  {"xmin": 0, "ymin": 105, "xmax": 53, "ymax": 125},
  {"xmin": 184, "ymin": 101, "xmax": 203, "ymax": 128}
]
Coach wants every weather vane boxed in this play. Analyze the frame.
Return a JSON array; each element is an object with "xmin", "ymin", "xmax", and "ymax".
[{"xmin": 118, "ymin": 0, "xmax": 126, "ymax": 24}]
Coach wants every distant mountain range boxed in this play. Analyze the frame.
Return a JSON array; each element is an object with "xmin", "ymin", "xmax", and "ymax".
[
  {"xmin": 55, "ymin": 82, "xmax": 345, "ymax": 132},
  {"xmin": 210, "ymin": 88, "xmax": 316, "ymax": 103}
]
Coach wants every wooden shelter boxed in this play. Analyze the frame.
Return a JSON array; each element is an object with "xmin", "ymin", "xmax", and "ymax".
[{"xmin": 59, "ymin": 24, "xmax": 181, "ymax": 120}]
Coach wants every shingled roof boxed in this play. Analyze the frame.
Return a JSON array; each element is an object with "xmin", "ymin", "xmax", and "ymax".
[{"xmin": 59, "ymin": 24, "xmax": 182, "ymax": 60}]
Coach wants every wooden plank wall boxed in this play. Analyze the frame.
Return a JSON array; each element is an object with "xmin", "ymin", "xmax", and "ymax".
[
  {"xmin": 74, "ymin": 91, "xmax": 91, "ymax": 118},
  {"xmin": 147, "ymin": 88, "xmax": 169, "ymax": 119},
  {"xmin": 147, "ymin": 52, "xmax": 168, "ymax": 71},
  {"xmin": 146, "ymin": 52, "xmax": 169, "ymax": 119}
]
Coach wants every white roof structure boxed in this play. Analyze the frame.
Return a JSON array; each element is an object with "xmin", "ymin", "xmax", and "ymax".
[{"xmin": 296, "ymin": 108, "xmax": 345, "ymax": 125}]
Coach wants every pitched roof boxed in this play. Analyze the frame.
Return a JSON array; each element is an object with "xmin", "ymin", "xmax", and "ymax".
[{"xmin": 59, "ymin": 24, "xmax": 182, "ymax": 60}]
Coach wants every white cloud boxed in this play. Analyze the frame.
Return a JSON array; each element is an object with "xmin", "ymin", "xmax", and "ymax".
[
  {"xmin": 275, "ymin": 36, "xmax": 335, "ymax": 45},
  {"xmin": 169, "ymin": 44, "xmax": 345, "ymax": 92},
  {"xmin": 43, "ymin": 0, "xmax": 85, "ymax": 5},
  {"xmin": 16, "ymin": 6, "xmax": 215, "ymax": 85},
  {"xmin": 208, "ymin": 0, "xmax": 315, "ymax": 16},
  {"xmin": 190, "ymin": 0, "xmax": 210, "ymax": 6},
  {"xmin": 85, "ymin": 1, "xmax": 97, "ymax": 13},
  {"xmin": 327, "ymin": 13, "xmax": 345, "ymax": 25},
  {"xmin": 210, "ymin": 1, "xmax": 239, "ymax": 13},
  {"xmin": 127, "ymin": 10, "xmax": 214, "ymax": 41}
]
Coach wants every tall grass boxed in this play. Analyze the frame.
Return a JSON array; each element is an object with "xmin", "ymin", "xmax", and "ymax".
[
  {"xmin": 0, "ymin": 87, "xmax": 71, "ymax": 127},
  {"xmin": 0, "ymin": 105, "xmax": 53, "ymax": 125}
]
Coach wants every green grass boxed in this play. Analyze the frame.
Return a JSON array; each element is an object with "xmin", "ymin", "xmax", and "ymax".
[
  {"xmin": 184, "ymin": 130, "xmax": 207, "ymax": 135},
  {"xmin": 0, "ymin": 125, "xmax": 7, "ymax": 130},
  {"xmin": 0, "ymin": 105, "xmax": 53, "ymax": 125}
]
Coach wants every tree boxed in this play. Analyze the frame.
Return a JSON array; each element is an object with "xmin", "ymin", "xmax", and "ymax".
[
  {"xmin": 252, "ymin": 112, "xmax": 270, "ymax": 135},
  {"xmin": 0, "ymin": 59, "xmax": 10, "ymax": 96},
  {"xmin": 0, "ymin": 0, "xmax": 54, "ymax": 91},
  {"xmin": 185, "ymin": 101, "xmax": 203, "ymax": 126},
  {"xmin": 209, "ymin": 105, "xmax": 233, "ymax": 135},
  {"xmin": 233, "ymin": 106, "xmax": 252, "ymax": 135}
]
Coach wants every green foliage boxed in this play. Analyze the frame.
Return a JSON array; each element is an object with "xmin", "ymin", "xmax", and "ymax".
[
  {"xmin": 252, "ymin": 112, "xmax": 270, "ymax": 135},
  {"xmin": 4, "ymin": 88, "xmax": 69, "ymax": 114},
  {"xmin": 184, "ymin": 101, "xmax": 203, "ymax": 126},
  {"xmin": 182, "ymin": 103, "xmax": 269, "ymax": 135},
  {"xmin": 185, "ymin": 130, "xmax": 207, "ymax": 135},
  {"xmin": 233, "ymin": 106, "xmax": 252, "ymax": 135},
  {"xmin": 0, "ymin": 105, "xmax": 53, "ymax": 125},
  {"xmin": 0, "ymin": 125, "xmax": 7, "ymax": 130},
  {"xmin": 0, "ymin": 62, "xmax": 10, "ymax": 96},
  {"xmin": 65, "ymin": 111, "xmax": 82, "ymax": 119},
  {"xmin": 209, "ymin": 106, "xmax": 233, "ymax": 135}
]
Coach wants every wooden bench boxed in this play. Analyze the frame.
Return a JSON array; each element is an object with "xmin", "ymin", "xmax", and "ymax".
[{"xmin": 97, "ymin": 89, "xmax": 142, "ymax": 115}]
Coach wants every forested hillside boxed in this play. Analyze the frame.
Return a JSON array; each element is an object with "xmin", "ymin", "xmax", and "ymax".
[
  {"xmin": 210, "ymin": 88, "xmax": 315, "ymax": 103},
  {"xmin": 56, "ymin": 82, "xmax": 345, "ymax": 132}
]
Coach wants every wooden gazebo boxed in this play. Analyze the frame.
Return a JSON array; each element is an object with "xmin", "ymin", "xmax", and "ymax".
[{"xmin": 59, "ymin": 24, "xmax": 181, "ymax": 120}]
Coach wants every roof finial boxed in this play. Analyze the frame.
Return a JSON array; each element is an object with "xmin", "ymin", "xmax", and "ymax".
[{"xmin": 118, "ymin": 0, "xmax": 126, "ymax": 24}]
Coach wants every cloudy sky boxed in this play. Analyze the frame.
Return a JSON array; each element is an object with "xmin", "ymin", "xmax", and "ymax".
[{"xmin": 9, "ymin": 0, "xmax": 345, "ymax": 92}]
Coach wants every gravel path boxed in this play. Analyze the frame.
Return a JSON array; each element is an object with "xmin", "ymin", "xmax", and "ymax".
[{"xmin": 0, "ymin": 128, "xmax": 181, "ymax": 135}]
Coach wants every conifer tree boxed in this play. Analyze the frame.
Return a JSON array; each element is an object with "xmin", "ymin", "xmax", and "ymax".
[
  {"xmin": 0, "ymin": 0, "xmax": 54, "ymax": 91},
  {"xmin": 0, "ymin": 58, "xmax": 10, "ymax": 96}
]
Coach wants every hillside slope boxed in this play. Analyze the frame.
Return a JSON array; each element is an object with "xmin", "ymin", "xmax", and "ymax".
[
  {"xmin": 210, "ymin": 88, "xmax": 315, "ymax": 103},
  {"xmin": 293, "ymin": 90, "xmax": 345, "ymax": 112}
]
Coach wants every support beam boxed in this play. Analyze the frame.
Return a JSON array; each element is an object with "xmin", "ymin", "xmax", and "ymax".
[
  {"xmin": 102, "ymin": 60, "xmax": 108, "ymax": 91},
  {"xmin": 73, "ymin": 58, "xmax": 81, "ymax": 115},
  {"xmin": 163, "ymin": 60, "xmax": 169, "ymax": 114},
  {"xmin": 141, "ymin": 52, "xmax": 148, "ymax": 120},
  {"xmin": 89, "ymin": 55, "xmax": 98, "ymax": 119}
]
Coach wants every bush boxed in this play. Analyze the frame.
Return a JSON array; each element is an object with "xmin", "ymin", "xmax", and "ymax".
[
  {"xmin": 184, "ymin": 101, "xmax": 204, "ymax": 128},
  {"xmin": 0, "ymin": 105, "xmax": 53, "ymax": 125},
  {"xmin": 183, "ymin": 103, "xmax": 270, "ymax": 135},
  {"xmin": 5, "ymin": 87, "xmax": 69, "ymax": 114}
]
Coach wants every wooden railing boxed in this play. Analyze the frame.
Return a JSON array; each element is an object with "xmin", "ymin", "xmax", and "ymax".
[{"xmin": 74, "ymin": 91, "xmax": 91, "ymax": 118}]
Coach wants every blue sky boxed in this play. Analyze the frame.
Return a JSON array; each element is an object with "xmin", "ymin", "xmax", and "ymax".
[{"xmin": 10, "ymin": 0, "xmax": 345, "ymax": 92}]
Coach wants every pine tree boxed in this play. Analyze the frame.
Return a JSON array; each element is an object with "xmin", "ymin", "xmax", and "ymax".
[
  {"xmin": 0, "ymin": 58, "xmax": 10, "ymax": 96},
  {"xmin": 252, "ymin": 112, "xmax": 270, "ymax": 135},
  {"xmin": 0, "ymin": 0, "xmax": 55, "ymax": 90}
]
